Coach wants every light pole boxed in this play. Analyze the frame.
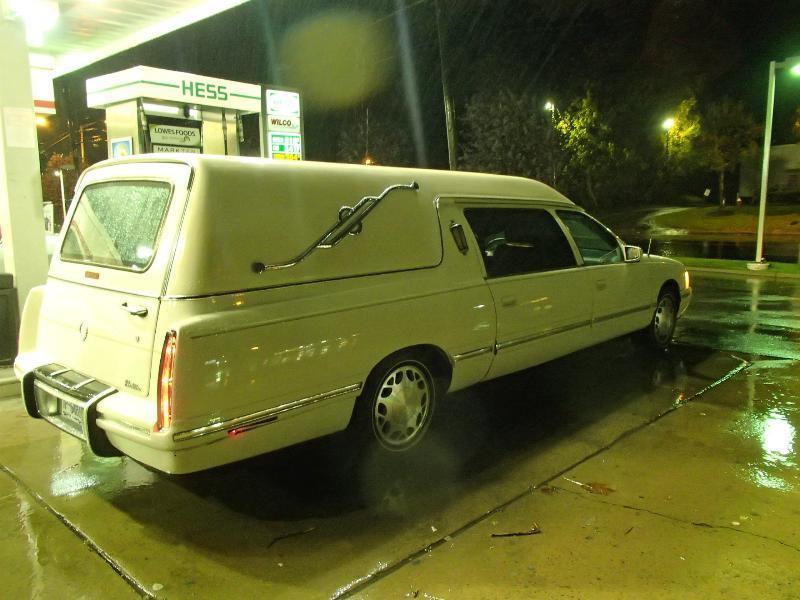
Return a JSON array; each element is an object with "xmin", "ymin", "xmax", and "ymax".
[
  {"xmin": 434, "ymin": 0, "xmax": 457, "ymax": 170},
  {"xmin": 749, "ymin": 55, "xmax": 800, "ymax": 270},
  {"xmin": 53, "ymin": 162, "xmax": 75, "ymax": 224},
  {"xmin": 544, "ymin": 101, "xmax": 558, "ymax": 185},
  {"xmin": 54, "ymin": 169, "xmax": 66, "ymax": 221}
]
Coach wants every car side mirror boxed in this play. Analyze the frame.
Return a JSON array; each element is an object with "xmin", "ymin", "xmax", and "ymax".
[{"xmin": 624, "ymin": 245, "xmax": 642, "ymax": 262}]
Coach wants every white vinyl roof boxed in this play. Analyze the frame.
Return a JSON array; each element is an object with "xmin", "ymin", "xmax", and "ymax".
[{"xmin": 7, "ymin": 0, "xmax": 252, "ymax": 76}]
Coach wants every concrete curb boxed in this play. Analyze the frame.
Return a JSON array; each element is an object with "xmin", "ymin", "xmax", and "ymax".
[{"xmin": 687, "ymin": 266, "xmax": 800, "ymax": 281}]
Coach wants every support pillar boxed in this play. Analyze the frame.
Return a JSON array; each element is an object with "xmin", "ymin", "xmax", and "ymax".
[{"xmin": 0, "ymin": 14, "xmax": 49, "ymax": 312}]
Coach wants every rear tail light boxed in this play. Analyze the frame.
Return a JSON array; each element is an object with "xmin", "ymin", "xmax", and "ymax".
[{"xmin": 156, "ymin": 330, "xmax": 177, "ymax": 432}]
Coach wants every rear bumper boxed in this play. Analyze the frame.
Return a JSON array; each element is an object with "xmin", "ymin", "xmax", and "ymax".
[
  {"xmin": 18, "ymin": 361, "xmax": 122, "ymax": 457},
  {"xmin": 17, "ymin": 353, "xmax": 359, "ymax": 474}
]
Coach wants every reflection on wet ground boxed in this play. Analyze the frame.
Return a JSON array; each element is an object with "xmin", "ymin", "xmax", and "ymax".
[
  {"xmin": 728, "ymin": 361, "xmax": 799, "ymax": 493},
  {"xmin": 675, "ymin": 272, "xmax": 800, "ymax": 359}
]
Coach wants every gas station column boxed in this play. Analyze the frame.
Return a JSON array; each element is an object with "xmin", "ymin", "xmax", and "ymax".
[{"xmin": 0, "ymin": 13, "xmax": 49, "ymax": 310}]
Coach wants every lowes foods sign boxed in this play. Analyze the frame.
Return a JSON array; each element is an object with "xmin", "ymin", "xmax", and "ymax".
[{"xmin": 149, "ymin": 124, "xmax": 201, "ymax": 147}]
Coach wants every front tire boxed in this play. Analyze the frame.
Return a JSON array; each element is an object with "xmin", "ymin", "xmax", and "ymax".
[
  {"xmin": 639, "ymin": 289, "xmax": 678, "ymax": 350},
  {"xmin": 353, "ymin": 352, "xmax": 437, "ymax": 453}
]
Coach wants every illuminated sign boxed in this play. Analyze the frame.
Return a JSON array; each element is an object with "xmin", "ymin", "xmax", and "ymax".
[
  {"xmin": 267, "ymin": 115, "xmax": 301, "ymax": 133},
  {"xmin": 268, "ymin": 132, "xmax": 302, "ymax": 160},
  {"xmin": 264, "ymin": 88, "xmax": 304, "ymax": 160},
  {"xmin": 266, "ymin": 90, "xmax": 300, "ymax": 117},
  {"xmin": 149, "ymin": 124, "xmax": 201, "ymax": 147},
  {"xmin": 110, "ymin": 137, "xmax": 133, "ymax": 158},
  {"xmin": 152, "ymin": 144, "xmax": 201, "ymax": 154},
  {"xmin": 86, "ymin": 66, "xmax": 261, "ymax": 113}
]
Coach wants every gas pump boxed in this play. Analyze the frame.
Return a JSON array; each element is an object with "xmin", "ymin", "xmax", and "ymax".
[{"xmin": 86, "ymin": 66, "xmax": 304, "ymax": 159}]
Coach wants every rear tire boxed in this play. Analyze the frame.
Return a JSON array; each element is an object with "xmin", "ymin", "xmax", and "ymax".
[
  {"xmin": 352, "ymin": 351, "xmax": 438, "ymax": 453},
  {"xmin": 638, "ymin": 289, "xmax": 678, "ymax": 351}
]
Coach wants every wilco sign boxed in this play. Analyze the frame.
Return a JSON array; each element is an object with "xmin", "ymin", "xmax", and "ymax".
[
  {"xmin": 87, "ymin": 66, "xmax": 261, "ymax": 113},
  {"xmin": 149, "ymin": 124, "xmax": 201, "ymax": 147},
  {"xmin": 267, "ymin": 115, "xmax": 300, "ymax": 133},
  {"xmin": 263, "ymin": 88, "xmax": 303, "ymax": 160}
]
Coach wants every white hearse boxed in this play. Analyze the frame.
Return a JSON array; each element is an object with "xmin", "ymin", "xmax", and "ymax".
[{"xmin": 15, "ymin": 155, "xmax": 691, "ymax": 474}]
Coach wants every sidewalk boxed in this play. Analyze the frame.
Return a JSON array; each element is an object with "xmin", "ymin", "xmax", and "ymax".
[{"xmin": 359, "ymin": 357, "xmax": 800, "ymax": 599}]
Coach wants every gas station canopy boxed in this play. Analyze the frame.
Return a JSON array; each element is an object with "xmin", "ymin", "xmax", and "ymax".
[
  {"xmin": 0, "ymin": 0, "xmax": 259, "ymax": 315},
  {"xmin": 9, "ymin": 0, "xmax": 253, "ymax": 76}
]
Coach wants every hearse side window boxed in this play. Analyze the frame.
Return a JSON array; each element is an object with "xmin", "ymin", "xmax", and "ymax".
[
  {"xmin": 557, "ymin": 210, "xmax": 623, "ymax": 265},
  {"xmin": 464, "ymin": 208, "xmax": 577, "ymax": 278},
  {"xmin": 61, "ymin": 181, "xmax": 172, "ymax": 271}
]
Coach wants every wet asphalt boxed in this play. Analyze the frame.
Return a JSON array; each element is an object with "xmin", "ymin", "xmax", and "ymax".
[{"xmin": 1, "ymin": 272, "xmax": 799, "ymax": 599}]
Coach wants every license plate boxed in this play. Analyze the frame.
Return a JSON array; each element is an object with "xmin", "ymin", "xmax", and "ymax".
[
  {"xmin": 33, "ymin": 379, "xmax": 89, "ymax": 441},
  {"xmin": 60, "ymin": 398, "xmax": 84, "ymax": 429}
]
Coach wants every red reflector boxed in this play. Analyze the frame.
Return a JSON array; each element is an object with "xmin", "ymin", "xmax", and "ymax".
[{"xmin": 156, "ymin": 331, "xmax": 176, "ymax": 432}]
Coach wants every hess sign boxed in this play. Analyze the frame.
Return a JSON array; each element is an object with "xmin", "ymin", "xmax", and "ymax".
[{"xmin": 181, "ymin": 80, "xmax": 229, "ymax": 102}]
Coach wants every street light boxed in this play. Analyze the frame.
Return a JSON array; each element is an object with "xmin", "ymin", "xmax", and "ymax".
[
  {"xmin": 750, "ymin": 55, "xmax": 800, "ymax": 270},
  {"xmin": 662, "ymin": 117, "xmax": 675, "ymax": 130}
]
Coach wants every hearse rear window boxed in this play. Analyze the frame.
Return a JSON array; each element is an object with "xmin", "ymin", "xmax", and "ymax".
[{"xmin": 61, "ymin": 181, "xmax": 172, "ymax": 271}]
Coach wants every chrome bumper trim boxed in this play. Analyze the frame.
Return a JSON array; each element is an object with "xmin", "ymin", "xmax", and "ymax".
[{"xmin": 173, "ymin": 382, "xmax": 363, "ymax": 443}]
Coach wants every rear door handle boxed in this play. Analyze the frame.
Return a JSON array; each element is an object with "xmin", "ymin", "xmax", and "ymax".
[
  {"xmin": 501, "ymin": 296, "xmax": 517, "ymax": 307},
  {"xmin": 595, "ymin": 280, "xmax": 607, "ymax": 291},
  {"xmin": 121, "ymin": 302, "xmax": 148, "ymax": 317}
]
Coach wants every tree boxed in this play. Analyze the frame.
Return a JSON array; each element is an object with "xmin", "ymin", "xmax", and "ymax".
[
  {"xmin": 556, "ymin": 93, "xmax": 620, "ymax": 207},
  {"xmin": 664, "ymin": 96, "xmax": 702, "ymax": 173},
  {"xmin": 458, "ymin": 89, "xmax": 563, "ymax": 185},
  {"xmin": 697, "ymin": 99, "xmax": 761, "ymax": 206}
]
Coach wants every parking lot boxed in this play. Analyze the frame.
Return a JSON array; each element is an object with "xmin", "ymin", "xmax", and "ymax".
[{"xmin": 2, "ymin": 272, "xmax": 799, "ymax": 599}]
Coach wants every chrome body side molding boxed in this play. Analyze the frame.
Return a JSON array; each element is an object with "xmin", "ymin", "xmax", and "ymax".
[{"xmin": 173, "ymin": 382, "xmax": 363, "ymax": 442}]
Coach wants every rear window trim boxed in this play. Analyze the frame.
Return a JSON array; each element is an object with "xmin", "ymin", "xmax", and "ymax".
[{"xmin": 59, "ymin": 177, "xmax": 176, "ymax": 274}]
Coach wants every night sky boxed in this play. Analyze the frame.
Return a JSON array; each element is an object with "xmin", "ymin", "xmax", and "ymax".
[{"xmin": 49, "ymin": 0, "xmax": 800, "ymax": 169}]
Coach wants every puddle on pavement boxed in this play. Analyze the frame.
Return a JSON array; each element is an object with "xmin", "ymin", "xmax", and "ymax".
[
  {"xmin": 675, "ymin": 274, "xmax": 800, "ymax": 360},
  {"xmin": 730, "ymin": 362, "xmax": 799, "ymax": 492}
]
